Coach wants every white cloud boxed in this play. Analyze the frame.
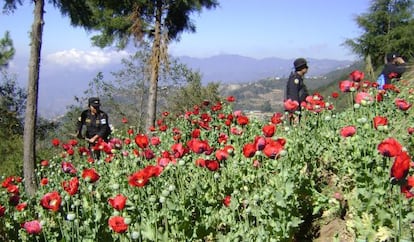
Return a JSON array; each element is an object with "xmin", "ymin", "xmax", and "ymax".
[{"xmin": 45, "ymin": 48, "xmax": 129, "ymax": 70}]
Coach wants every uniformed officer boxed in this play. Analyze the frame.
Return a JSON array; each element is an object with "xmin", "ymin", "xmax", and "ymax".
[
  {"xmin": 76, "ymin": 97, "xmax": 111, "ymax": 159},
  {"xmin": 285, "ymin": 58, "xmax": 309, "ymax": 123},
  {"xmin": 377, "ymin": 52, "xmax": 406, "ymax": 89}
]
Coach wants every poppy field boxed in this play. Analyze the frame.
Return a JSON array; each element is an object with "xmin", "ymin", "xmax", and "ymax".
[{"xmin": 1, "ymin": 70, "xmax": 414, "ymax": 241}]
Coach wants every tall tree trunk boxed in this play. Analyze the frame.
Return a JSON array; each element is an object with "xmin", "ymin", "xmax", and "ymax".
[
  {"xmin": 145, "ymin": 1, "xmax": 162, "ymax": 133},
  {"xmin": 365, "ymin": 54, "xmax": 375, "ymax": 81},
  {"xmin": 23, "ymin": 0, "xmax": 44, "ymax": 196}
]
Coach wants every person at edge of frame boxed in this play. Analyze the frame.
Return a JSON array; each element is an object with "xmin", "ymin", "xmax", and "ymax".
[
  {"xmin": 75, "ymin": 97, "xmax": 111, "ymax": 160},
  {"xmin": 376, "ymin": 52, "xmax": 407, "ymax": 90}
]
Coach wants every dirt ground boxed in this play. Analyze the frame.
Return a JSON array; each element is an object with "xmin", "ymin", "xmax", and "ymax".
[{"xmin": 313, "ymin": 218, "xmax": 354, "ymax": 242}]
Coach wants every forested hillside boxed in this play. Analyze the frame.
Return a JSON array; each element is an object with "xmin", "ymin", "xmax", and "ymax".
[{"xmin": 219, "ymin": 61, "xmax": 364, "ymax": 113}]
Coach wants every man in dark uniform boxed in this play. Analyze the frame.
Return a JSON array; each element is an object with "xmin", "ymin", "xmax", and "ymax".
[
  {"xmin": 285, "ymin": 57, "xmax": 309, "ymax": 123},
  {"xmin": 76, "ymin": 97, "xmax": 111, "ymax": 159},
  {"xmin": 377, "ymin": 52, "xmax": 406, "ymax": 89}
]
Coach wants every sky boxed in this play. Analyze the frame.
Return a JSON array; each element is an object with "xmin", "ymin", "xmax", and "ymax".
[
  {"xmin": 1, "ymin": 0, "xmax": 371, "ymax": 63},
  {"xmin": 0, "ymin": 0, "xmax": 372, "ymax": 117}
]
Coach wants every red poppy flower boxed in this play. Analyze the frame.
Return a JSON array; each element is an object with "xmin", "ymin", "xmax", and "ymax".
[
  {"xmin": 263, "ymin": 140, "xmax": 284, "ymax": 159},
  {"xmin": 143, "ymin": 148, "xmax": 155, "ymax": 160},
  {"xmin": 391, "ymin": 151, "xmax": 411, "ymax": 180},
  {"xmin": 377, "ymin": 137, "xmax": 403, "ymax": 157},
  {"xmin": 340, "ymin": 126, "xmax": 356, "ymax": 137},
  {"xmin": 349, "ymin": 70, "xmax": 364, "ymax": 82},
  {"xmin": 205, "ymin": 160, "xmax": 220, "ymax": 171},
  {"xmin": 82, "ymin": 168, "xmax": 100, "ymax": 183},
  {"xmin": 40, "ymin": 160, "xmax": 49, "ymax": 166},
  {"xmin": 62, "ymin": 177, "xmax": 79, "ymax": 196},
  {"xmin": 284, "ymin": 99, "xmax": 299, "ymax": 111},
  {"xmin": 191, "ymin": 129, "xmax": 201, "ymax": 138},
  {"xmin": 188, "ymin": 139, "xmax": 210, "ymax": 154},
  {"xmin": 40, "ymin": 191, "xmax": 62, "ymax": 212},
  {"xmin": 226, "ymin": 96, "xmax": 236, "ymax": 102},
  {"xmin": 254, "ymin": 136, "xmax": 266, "ymax": 151},
  {"xmin": 143, "ymin": 165, "xmax": 163, "ymax": 177},
  {"xmin": 403, "ymin": 177, "xmax": 414, "ymax": 198},
  {"xmin": 408, "ymin": 127, "xmax": 414, "ymax": 135},
  {"xmin": 270, "ymin": 112, "xmax": 283, "ymax": 124},
  {"xmin": 243, "ymin": 143, "xmax": 257, "ymax": 158},
  {"xmin": 108, "ymin": 194, "xmax": 127, "ymax": 211},
  {"xmin": 171, "ymin": 143, "xmax": 186, "ymax": 158},
  {"xmin": 23, "ymin": 220, "xmax": 42, "ymax": 234},
  {"xmin": 195, "ymin": 158, "xmax": 206, "ymax": 167},
  {"xmin": 2, "ymin": 176, "xmax": 16, "ymax": 188},
  {"xmin": 51, "ymin": 138, "xmax": 60, "ymax": 147},
  {"xmin": 230, "ymin": 127, "xmax": 243, "ymax": 135},
  {"xmin": 339, "ymin": 80, "xmax": 354, "ymax": 92},
  {"xmin": 354, "ymin": 92, "xmax": 373, "ymax": 105},
  {"xmin": 373, "ymin": 116, "xmax": 388, "ymax": 130},
  {"xmin": 134, "ymin": 134, "xmax": 149, "ymax": 149},
  {"xmin": 108, "ymin": 216, "xmax": 128, "ymax": 233},
  {"xmin": 236, "ymin": 115, "xmax": 249, "ymax": 126},
  {"xmin": 376, "ymin": 93, "xmax": 384, "ymax": 102},
  {"xmin": 217, "ymin": 133, "xmax": 228, "ymax": 144},
  {"xmin": 122, "ymin": 117, "xmax": 128, "ymax": 123},
  {"xmin": 124, "ymin": 138, "xmax": 131, "ymax": 145},
  {"xmin": 223, "ymin": 195, "xmax": 231, "ymax": 207},
  {"xmin": 40, "ymin": 178, "xmax": 48, "ymax": 186},
  {"xmin": 395, "ymin": 98, "xmax": 412, "ymax": 111},
  {"xmin": 150, "ymin": 137, "xmax": 161, "ymax": 146},
  {"xmin": 215, "ymin": 149, "xmax": 229, "ymax": 161},
  {"xmin": 128, "ymin": 172, "xmax": 149, "ymax": 187},
  {"xmin": 262, "ymin": 124, "xmax": 276, "ymax": 137},
  {"xmin": 331, "ymin": 92, "xmax": 339, "ymax": 98},
  {"xmin": 16, "ymin": 202, "xmax": 27, "ymax": 211},
  {"xmin": 158, "ymin": 124, "xmax": 168, "ymax": 131},
  {"xmin": 7, "ymin": 184, "xmax": 19, "ymax": 194},
  {"xmin": 61, "ymin": 161, "xmax": 77, "ymax": 174}
]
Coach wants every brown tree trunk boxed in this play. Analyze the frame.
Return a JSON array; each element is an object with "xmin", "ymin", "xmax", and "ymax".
[
  {"xmin": 145, "ymin": 1, "xmax": 162, "ymax": 133},
  {"xmin": 23, "ymin": 0, "xmax": 44, "ymax": 196}
]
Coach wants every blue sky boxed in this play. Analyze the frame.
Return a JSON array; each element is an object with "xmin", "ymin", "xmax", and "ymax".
[{"xmin": 1, "ymin": 0, "xmax": 370, "ymax": 62}]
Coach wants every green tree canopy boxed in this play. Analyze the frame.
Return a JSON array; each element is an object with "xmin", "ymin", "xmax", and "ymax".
[
  {"xmin": 344, "ymin": 0, "xmax": 414, "ymax": 69},
  {"xmin": 0, "ymin": 31, "xmax": 15, "ymax": 68}
]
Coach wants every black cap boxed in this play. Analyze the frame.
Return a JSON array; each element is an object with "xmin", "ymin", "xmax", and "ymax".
[
  {"xmin": 88, "ymin": 97, "xmax": 100, "ymax": 107},
  {"xmin": 294, "ymin": 58, "xmax": 308, "ymax": 71},
  {"xmin": 386, "ymin": 52, "xmax": 399, "ymax": 62}
]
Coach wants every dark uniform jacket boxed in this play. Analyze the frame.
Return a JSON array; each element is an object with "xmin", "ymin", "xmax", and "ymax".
[
  {"xmin": 380, "ymin": 63, "xmax": 406, "ymax": 85},
  {"xmin": 77, "ymin": 109, "xmax": 111, "ymax": 141},
  {"xmin": 285, "ymin": 71, "xmax": 309, "ymax": 110}
]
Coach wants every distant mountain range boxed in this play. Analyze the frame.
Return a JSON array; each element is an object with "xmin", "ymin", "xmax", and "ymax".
[
  {"xmin": 23, "ymin": 54, "xmax": 354, "ymax": 118},
  {"xmin": 177, "ymin": 54, "xmax": 354, "ymax": 84}
]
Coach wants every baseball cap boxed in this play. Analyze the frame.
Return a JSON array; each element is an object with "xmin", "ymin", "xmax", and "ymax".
[
  {"xmin": 88, "ymin": 97, "xmax": 100, "ymax": 107},
  {"xmin": 294, "ymin": 58, "xmax": 308, "ymax": 71},
  {"xmin": 386, "ymin": 52, "xmax": 399, "ymax": 62}
]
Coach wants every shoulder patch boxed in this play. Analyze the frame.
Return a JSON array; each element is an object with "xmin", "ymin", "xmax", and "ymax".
[{"xmin": 294, "ymin": 79, "xmax": 299, "ymax": 84}]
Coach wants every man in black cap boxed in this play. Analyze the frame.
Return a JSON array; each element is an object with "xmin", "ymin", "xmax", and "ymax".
[
  {"xmin": 76, "ymin": 97, "xmax": 111, "ymax": 159},
  {"xmin": 377, "ymin": 52, "xmax": 406, "ymax": 89},
  {"xmin": 285, "ymin": 58, "xmax": 310, "ymax": 123}
]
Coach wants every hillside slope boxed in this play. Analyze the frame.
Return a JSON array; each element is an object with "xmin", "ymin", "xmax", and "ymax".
[{"xmin": 219, "ymin": 61, "xmax": 363, "ymax": 113}]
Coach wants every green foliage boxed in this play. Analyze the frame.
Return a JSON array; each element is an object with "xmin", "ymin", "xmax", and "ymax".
[
  {"xmin": 344, "ymin": 0, "xmax": 414, "ymax": 69},
  {"xmin": 1, "ymin": 67, "xmax": 414, "ymax": 241},
  {"xmin": 0, "ymin": 71, "xmax": 25, "ymax": 177},
  {"xmin": 0, "ymin": 31, "xmax": 15, "ymax": 68},
  {"xmin": 165, "ymin": 70, "xmax": 221, "ymax": 116}
]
